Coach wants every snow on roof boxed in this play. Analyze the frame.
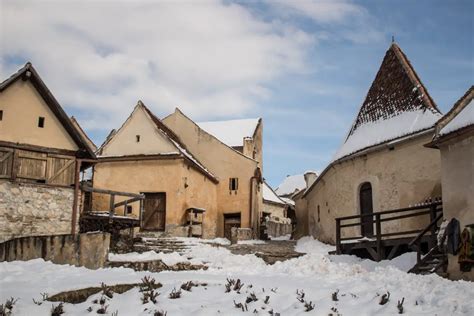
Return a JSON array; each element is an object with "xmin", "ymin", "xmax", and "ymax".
[
  {"xmin": 280, "ymin": 197, "xmax": 295, "ymax": 206},
  {"xmin": 263, "ymin": 181, "xmax": 286, "ymax": 205},
  {"xmin": 333, "ymin": 43, "xmax": 441, "ymax": 162},
  {"xmin": 333, "ymin": 109, "xmax": 440, "ymax": 161},
  {"xmin": 440, "ymin": 97, "xmax": 474, "ymax": 136},
  {"xmin": 275, "ymin": 174, "xmax": 307, "ymax": 196},
  {"xmin": 197, "ymin": 118, "xmax": 260, "ymax": 147}
]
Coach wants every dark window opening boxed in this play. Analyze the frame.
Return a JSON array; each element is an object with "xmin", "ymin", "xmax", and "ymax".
[
  {"xmin": 38, "ymin": 116, "xmax": 45, "ymax": 128},
  {"xmin": 229, "ymin": 178, "xmax": 239, "ymax": 191},
  {"xmin": 0, "ymin": 110, "xmax": 3, "ymax": 121},
  {"xmin": 317, "ymin": 205, "xmax": 320, "ymax": 222},
  {"xmin": 126, "ymin": 205, "xmax": 133, "ymax": 214},
  {"xmin": 136, "ymin": 135, "xmax": 141, "ymax": 142},
  {"xmin": 360, "ymin": 182, "xmax": 374, "ymax": 237}
]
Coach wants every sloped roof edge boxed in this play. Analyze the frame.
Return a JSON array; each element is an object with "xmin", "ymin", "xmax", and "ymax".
[{"xmin": 0, "ymin": 63, "xmax": 96, "ymax": 158}]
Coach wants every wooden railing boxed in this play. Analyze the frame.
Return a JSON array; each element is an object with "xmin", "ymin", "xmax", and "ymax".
[
  {"xmin": 336, "ymin": 201, "xmax": 443, "ymax": 261},
  {"xmin": 81, "ymin": 185, "xmax": 145, "ymax": 224}
]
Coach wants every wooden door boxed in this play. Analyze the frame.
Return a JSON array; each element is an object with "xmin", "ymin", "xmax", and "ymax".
[
  {"xmin": 142, "ymin": 193, "xmax": 166, "ymax": 231},
  {"xmin": 224, "ymin": 213, "xmax": 241, "ymax": 240},
  {"xmin": 360, "ymin": 182, "xmax": 374, "ymax": 237}
]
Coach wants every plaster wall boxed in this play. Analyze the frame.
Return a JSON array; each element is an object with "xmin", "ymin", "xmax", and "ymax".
[
  {"xmin": 439, "ymin": 134, "xmax": 474, "ymax": 281},
  {"xmin": 92, "ymin": 159, "xmax": 219, "ymax": 238},
  {"xmin": 100, "ymin": 106, "xmax": 177, "ymax": 156},
  {"xmin": 0, "ymin": 80, "xmax": 78, "ymax": 150},
  {"xmin": 306, "ymin": 133, "xmax": 441, "ymax": 244},
  {"xmin": 163, "ymin": 110, "xmax": 263, "ymax": 237}
]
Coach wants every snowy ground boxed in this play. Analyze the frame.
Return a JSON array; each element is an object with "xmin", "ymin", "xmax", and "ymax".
[{"xmin": 1, "ymin": 237, "xmax": 474, "ymax": 315}]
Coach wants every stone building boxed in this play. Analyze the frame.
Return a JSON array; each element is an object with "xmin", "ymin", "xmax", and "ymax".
[
  {"xmin": 275, "ymin": 171, "xmax": 317, "ymax": 238},
  {"xmin": 93, "ymin": 101, "xmax": 219, "ymax": 238},
  {"xmin": 0, "ymin": 63, "xmax": 96, "ymax": 242},
  {"xmin": 163, "ymin": 109, "xmax": 263, "ymax": 239},
  {"xmin": 427, "ymin": 86, "xmax": 474, "ymax": 280},
  {"xmin": 262, "ymin": 181, "xmax": 287, "ymax": 219},
  {"xmin": 303, "ymin": 43, "xmax": 443, "ymax": 244},
  {"xmin": 93, "ymin": 104, "xmax": 263, "ymax": 239}
]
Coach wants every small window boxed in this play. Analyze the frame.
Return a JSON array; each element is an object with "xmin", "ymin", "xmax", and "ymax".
[
  {"xmin": 136, "ymin": 135, "xmax": 140, "ymax": 142},
  {"xmin": 38, "ymin": 116, "xmax": 45, "ymax": 128},
  {"xmin": 126, "ymin": 205, "xmax": 133, "ymax": 214},
  {"xmin": 317, "ymin": 205, "xmax": 320, "ymax": 222},
  {"xmin": 229, "ymin": 178, "xmax": 239, "ymax": 191},
  {"xmin": 0, "ymin": 110, "xmax": 3, "ymax": 121}
]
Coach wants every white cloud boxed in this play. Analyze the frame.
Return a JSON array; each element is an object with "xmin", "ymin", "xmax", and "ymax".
[{"xmin": 0, "ymin": 0, "xmax": 373, "ymax": 132}]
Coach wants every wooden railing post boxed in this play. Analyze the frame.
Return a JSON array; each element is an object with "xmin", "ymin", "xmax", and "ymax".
[
  {"xmin": 336, "ymin": 218, "xmax": 341, "ymax": 254},
  {"xmin": 375, "ymin": 213, "xmax": 383, "ymax": 261},
  {"xmin": 109, "ymin": 194, "xmax": 115, "ymax": 221},
  {"xmin": 429, "ymin": 204, "xmax": 437, "ymax": 249}
]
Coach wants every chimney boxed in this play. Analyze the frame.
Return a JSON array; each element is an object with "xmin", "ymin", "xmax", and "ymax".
[{"xmin": 303, "ymin": 171, "xmax": 317, "ymax": 189}]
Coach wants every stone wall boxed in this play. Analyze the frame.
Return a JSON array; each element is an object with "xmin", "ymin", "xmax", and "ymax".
[
  {"xmin": 0, "ymin": 232, "xmax": 110, "ymax": 269},
  {"xmin": 0, "ymin": 180, "xmax": 75, "ymax": 242},
  {"xmin": 266, "ymin": 220, "xmax": 292, "ymax": 238},
  {"xmin": 230, "ymin": 227, "xmax": 252, "ymax": 244}
]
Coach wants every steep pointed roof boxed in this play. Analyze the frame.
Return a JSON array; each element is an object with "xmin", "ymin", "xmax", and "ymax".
[
  {"xmin": 0, "ymin": 62, "xmax": 96, "ymax": 158},
  {"xmin": 333, "ymin": 43, "xmax": 442, "ymax": 161}
]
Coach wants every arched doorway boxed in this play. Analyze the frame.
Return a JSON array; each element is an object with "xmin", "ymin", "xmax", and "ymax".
[{"xmin": 359, "ymin": 182, "xmax": 374, "ymax": 237}]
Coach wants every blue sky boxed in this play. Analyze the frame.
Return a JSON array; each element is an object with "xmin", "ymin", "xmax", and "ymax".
[{"xmin": 1, "ymin": 0, "xmax": 472, "ymax": 187}]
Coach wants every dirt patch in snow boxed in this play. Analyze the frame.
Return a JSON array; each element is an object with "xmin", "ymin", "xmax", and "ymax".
[{"xmin": 224, "ymin": 240, "xmax": 303, "ymax": 264}]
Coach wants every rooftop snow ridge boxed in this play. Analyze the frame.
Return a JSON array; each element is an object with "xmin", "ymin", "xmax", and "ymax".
[{"xmin": 197, "ymin": 118, "xmax": 260, "ymax": 147}]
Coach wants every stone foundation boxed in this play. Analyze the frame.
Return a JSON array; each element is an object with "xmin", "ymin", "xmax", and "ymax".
[
  {"xmin": 0, "ymin": 180, "xmax": 75, "ymax": 242},
  {"xmin": 0, "ymin": 232, "xmax": 110, "ymax": 269}
]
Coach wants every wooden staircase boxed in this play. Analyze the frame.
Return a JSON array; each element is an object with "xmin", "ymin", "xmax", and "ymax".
[{"xmin": 408, "ymin": 210, "xmax": 448, "ymax": 276}]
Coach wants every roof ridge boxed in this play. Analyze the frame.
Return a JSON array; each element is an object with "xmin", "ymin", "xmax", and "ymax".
[
  {"xmin": 139, "ymin": 103, "xmax": 218, "ymax": 183},
  {"xmin": 390, "ymin": 43, "xmax": 440, "ymax": 113}
]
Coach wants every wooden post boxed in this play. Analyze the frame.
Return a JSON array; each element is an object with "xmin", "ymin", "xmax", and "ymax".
[
  {"xmin": 429, "ymin": 204, "xmax": 437, "ymax": 249},
  {"xmin": 71, "ymin": 159, "xmax": 81, "ymax": 235},
  {"xmin": 109, "ymin": 194, "xmax": 115, "ymax": 223},
  {"xmin": 139, "ymin": 199, "xmax": 144, "ymax": 229},
  {"xmin": 336, "ymin": 218, "xmax": 341, "ymax": 254},
  {"xmin": 375, "ymin": 213, "xmax": 383, "ymax": 261},
  {"xmin": 124, "ymin": 200, "xmax": 128, "ymax": 216}
]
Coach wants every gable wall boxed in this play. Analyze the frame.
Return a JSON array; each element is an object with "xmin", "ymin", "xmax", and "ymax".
[
  {"xmin": 92, "ymin": 158, "xmax": 219, "ymax": 238},
  {"xmin": 100, "ymin": 106, "xmax": 177, "ymax": 156},
  {"xmin": 163, "ymin": 111, "xmax": 262, "ymax": 236},
  {"xmin": 0, "ymin": 80, "xmax": 78, "ymax": 150},
  {"xmin": 305, "ymin": 133, "xmax": 441, "ymax": 244}
]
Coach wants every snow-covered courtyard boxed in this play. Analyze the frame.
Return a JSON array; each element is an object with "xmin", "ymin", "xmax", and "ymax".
[{"xmin": 1, "ymin": 237, "xmax": 473, "ymax": 315}]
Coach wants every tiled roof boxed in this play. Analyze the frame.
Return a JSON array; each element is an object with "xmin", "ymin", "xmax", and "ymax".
[{"xmin": 348, "ymin": 43, "xmax": 440, "ymax": 137}]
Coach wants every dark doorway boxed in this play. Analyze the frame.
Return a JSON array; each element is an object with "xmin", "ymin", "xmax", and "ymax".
[
  {"xmin": 359, "ymin": 182, "xmax": 374, "ymax": 237},
  {"xmin": 142, "ymin": 192, "xmax": 166, "ymax": 231},
  {"xmin": 224, "ymin": 213, "xmax": 241, "ymax": 240}
]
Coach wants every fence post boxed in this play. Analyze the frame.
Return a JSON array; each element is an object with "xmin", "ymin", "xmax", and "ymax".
[
  {"xmin": 336, "ymin": 218, "xmax": 341, "ymax": 254},
  {"xmin": 376, "ymin": 213, "xmax": 383, "ymax": 261},
  {"xmin": 109, "ymin": 194, "xmax": 115, "ymax": 221}
]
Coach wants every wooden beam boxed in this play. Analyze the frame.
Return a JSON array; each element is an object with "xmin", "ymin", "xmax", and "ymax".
[
  {"xmin": 71, "ymin": 159, "xmax": 81, "ymax": 235},
  {"xmin": 0, "ymin": 140, "xmax": 77, "ymax": 156},
  {"xmin": 80, "ymin": 185, "xmax": 145, "ymax": 198}
]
